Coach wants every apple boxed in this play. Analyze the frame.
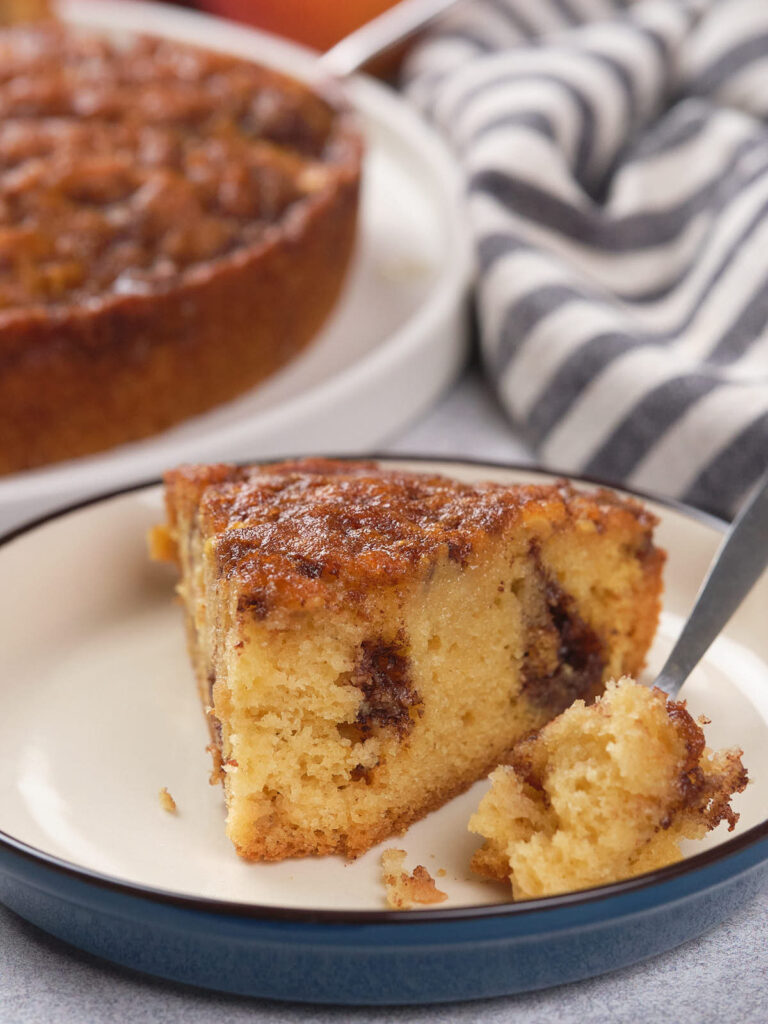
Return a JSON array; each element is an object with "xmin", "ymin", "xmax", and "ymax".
[{"xmin": 195, "ymin": 0, "xmax": 400, "ymax": 52}]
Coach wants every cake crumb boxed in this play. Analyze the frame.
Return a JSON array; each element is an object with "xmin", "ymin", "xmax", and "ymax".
[
  {"xmin": 206, "ymin": 743, "xmax": 224, "ymax": 785},
  {"xmin": 158, "ymin": 787, "xmax": 177, "ymax": 814},
  {"xmin": 437, "ymin": 868, "xmax": 447, "ymax": 878},
  {"xmin": 147, "ymin": 524, "xmax": 178, "ymax": 562},
  {"xmin": 381, "ymin": 849, "xmax": 447, "ymax": 910}
]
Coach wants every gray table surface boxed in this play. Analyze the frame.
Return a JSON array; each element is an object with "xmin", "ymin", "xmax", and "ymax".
[{"xmin": 2, "ymin": 369, "xmax": 766, "ymax": 1023}]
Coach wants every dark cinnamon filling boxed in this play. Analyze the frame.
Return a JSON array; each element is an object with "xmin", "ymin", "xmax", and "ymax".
[
  {"xmin": 662, "ymin": 698, "xmax": 748, "ymax": 831},
  {"xmin": 522, "ymin": 573, "xmax": 605, "ymax": 714},
  {"xmin": 351, "ymin": 638, "xmax": 421, "ymax": 738}
]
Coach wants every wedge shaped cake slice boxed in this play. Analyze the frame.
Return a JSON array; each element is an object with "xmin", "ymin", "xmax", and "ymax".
[{"xmin": 153, "ymin": 459, "xmax": 664, "ymax": 861}]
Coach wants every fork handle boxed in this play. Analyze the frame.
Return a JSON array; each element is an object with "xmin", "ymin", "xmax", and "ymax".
[
  {"xmin": 320, "ymin": 0, "xmax": 460, "ymax": 77},
  {"xmin": 656, "ymin": 470, "xmax": 768, "ymax": 698}
]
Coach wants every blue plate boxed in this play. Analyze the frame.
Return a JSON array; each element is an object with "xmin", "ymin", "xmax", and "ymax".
[{"xmin": 1, "ymin": 460, "xmax": 766, "ymax": 1005}]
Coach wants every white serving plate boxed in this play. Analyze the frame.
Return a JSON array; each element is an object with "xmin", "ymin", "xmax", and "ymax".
[
  {"xmin": 0, "ymin": 1, "xmax": 473, "ymax": 535},
  {"xmin": 1, "ymin": 460, "xmax": 766, "ymax": 913}
]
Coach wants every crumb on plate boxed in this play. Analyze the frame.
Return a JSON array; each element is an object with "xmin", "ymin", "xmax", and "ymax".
[
  {"xmin": 147, "ymin": 524, "xmax": 178, "ymax": 563},
  {"xmin": 158, "ymin": 787, "xmax": 177, "ymax": 814},
  {"xmin": 381, "ymin": 849, "xmax": 447, "ymax": 910},
  {"xmin": 206, "ymin": 740, "xmax": 224, "ymax": 785}
]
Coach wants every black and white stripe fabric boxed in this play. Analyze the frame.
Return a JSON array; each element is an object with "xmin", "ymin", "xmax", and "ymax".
[{"xmin": 405, "ymin": 0, "xmax": 768, "ymax": 517}]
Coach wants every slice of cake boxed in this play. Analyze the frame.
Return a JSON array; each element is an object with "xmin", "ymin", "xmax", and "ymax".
[
  {"xmin": 469, "ymin": 678, "xmax": 748, "ymax": 899},
  {"xmin": 153, "ymin": 458, "xmax": 664, "ymax": 861}
]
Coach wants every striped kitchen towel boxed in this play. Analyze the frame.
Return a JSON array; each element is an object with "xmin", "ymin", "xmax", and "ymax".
[{"xmin": 405, "ymin": 0, "xmax": 768, "ymax": 518}]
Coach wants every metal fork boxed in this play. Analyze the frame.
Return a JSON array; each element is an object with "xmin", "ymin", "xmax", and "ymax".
[{"xmin": 655, "ymin": 470, "xmax": 768, "ymax": 698}]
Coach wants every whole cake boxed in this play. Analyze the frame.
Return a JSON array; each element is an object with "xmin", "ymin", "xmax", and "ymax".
[
  {"xmin": 470, "ymin": 677, "xmax": 748, "ymax": 899},
  {"xmin": 0, "ymin": 23, "xmax": 361, "ymax": 474},
  {"xmin": 153, "ymin": 459, "xmax": 664, "ymax": 860}
]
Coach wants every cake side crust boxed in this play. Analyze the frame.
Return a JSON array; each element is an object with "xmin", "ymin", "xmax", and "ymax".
[{"xmin": 1, "ymin": 150, "xmax": 360, "ymax": 473}]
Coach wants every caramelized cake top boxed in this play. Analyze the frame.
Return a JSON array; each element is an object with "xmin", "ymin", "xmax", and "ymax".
[
  {"xmin": 165, "ymin": 459, "xmax": 662, "ymax": 618},
  {"xmin": 0, "ymin": 24, "xmax": 357, "ymax": 312}
]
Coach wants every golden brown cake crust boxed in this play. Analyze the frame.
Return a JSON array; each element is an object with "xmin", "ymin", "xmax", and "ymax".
[
  {"xmin": 0, "ymin": 27, "xmax": 361, "ymax": 474},
  {"xmin": 164, "ymin": 458, "xmax": 662, "ymax": 621}
]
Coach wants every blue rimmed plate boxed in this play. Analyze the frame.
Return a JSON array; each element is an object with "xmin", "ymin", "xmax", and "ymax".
[{"xmin": 0, "ymin": 459, "xmax": 766, "ymax": 1004}]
